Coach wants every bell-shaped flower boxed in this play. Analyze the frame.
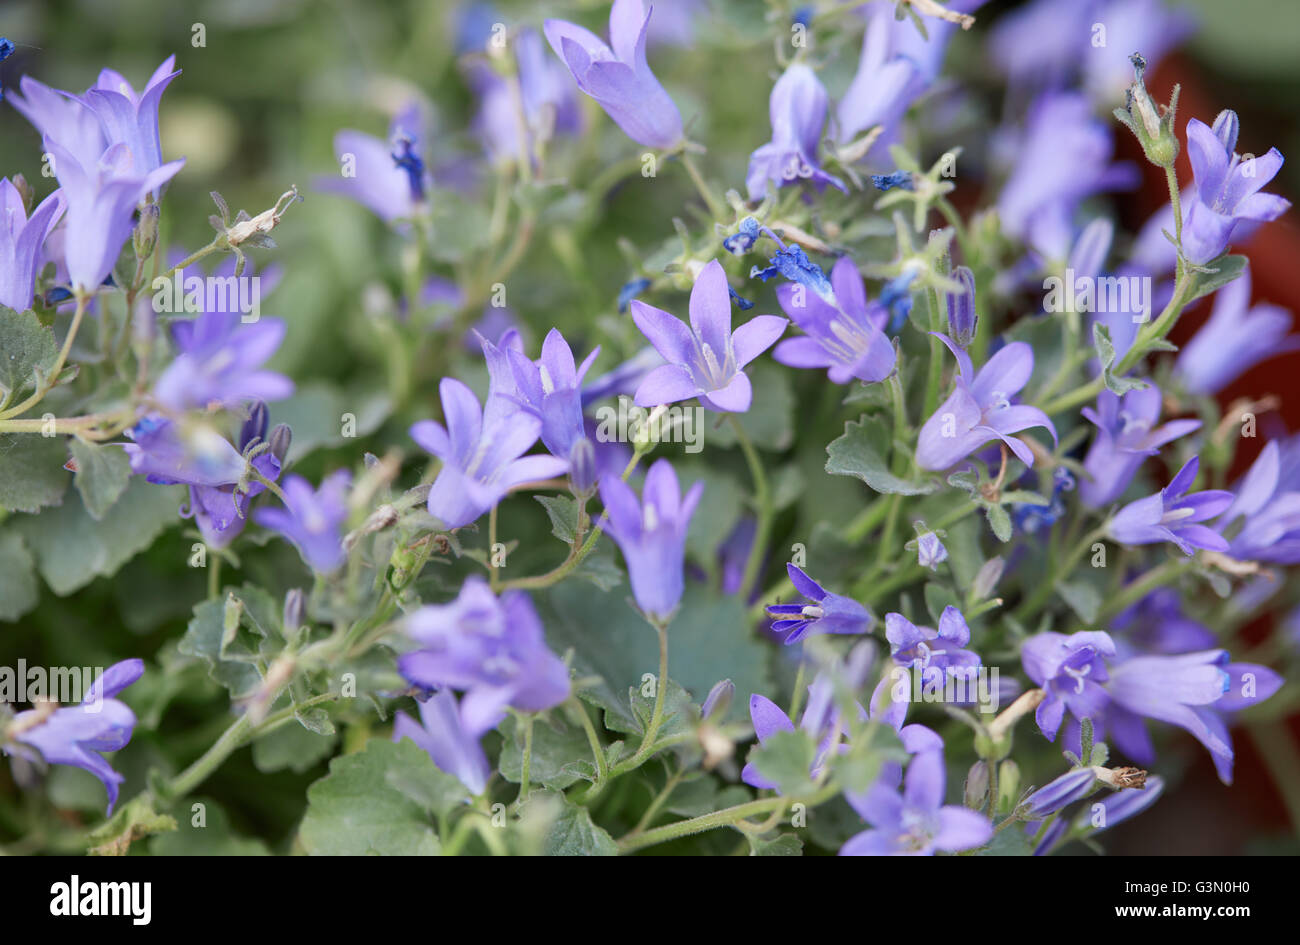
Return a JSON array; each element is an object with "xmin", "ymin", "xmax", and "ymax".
[
  {"xmin": 485, "ymin": 327, "xmax": 599, "ymax": 461},
  {"xmin": 254, "ymin": 470, "xmax": 351, "ymax": 573},
  {"xmin": 316, "ymin": 102, "xmax": 433, "ymax": 224},
  {"xmin": 1079, "ymin": 385, "xmax": 1201, "ymax": 507},
  {"xmin": 1107, "ymin": 456, "xmax": 1232, "ymax": 555},
  {"xmin": 766, "ymin": 563, "xmax": 873, "ymax": 645},
  {"xmin": 79, "ymin": 56, "xmax": 181, "ymax": 180},
  {"xmin": 392, "ymin": 689, "xmax": 493, "ymax": 797},
  {"xmin": 915, "ymin": 333, "xmax": 1056, "ymax": 471},
  {"xmin": 0, "ymin": 178, "xmax": 64, "ymax": 311},
  {"xmin": 1021, "ymin": 630, "xmax": 1116, "ymax": 740},
  {"xmin": 1216, "ymin": 440, "xmax": 1300, "ymax": 564},
  {"xmin": 746, "ymin": 64, "xmax": 844, "ymax": 200},
  {"xmin": 631, "ymin": 259, "xmax": 787, "ymax": 413}
]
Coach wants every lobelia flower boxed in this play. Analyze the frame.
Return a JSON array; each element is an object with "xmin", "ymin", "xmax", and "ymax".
[
  {"xmin": 885, "ymin": 608, "xmax": 981, "ymax": 688},
  {"xmin": 772, "ymin": 255, "xmax": 896, "ymax": 384},
  {"xmin": 1020, "ymin": 631, "xmax": 1116, "ymax": 740},
  {"xmin": 0, "ymin": 178, "xmax": 64, "ymax": 311},
  {"xmin": 1181, "ymin": 112, "xmax": 1290, "ymax": 265},
  {"xmin": 1175, "ymin": 266, "xmax": 1299, "ymax": 395},
  {"xmin": 840, "ymin": 748, "xmax": 992, "ymax": 856},
  {"xmin": 1078, "ymin": 385, "xmax": 1202, "ymax": 507},
  {"xmin": 152, "ymin": 307, "xmax": 293, "ymax": 411},
  {"xmin": 1215, "ymin": 439, "xmax": 1300, "ymax": 564},
  {"xmin": 1074, "ymin": 775, "xmax": 1164, "ymax": 833},
  {"xmin": 485, "ymin": 327, "xmax": 600, "ymax": 462},
  {"xmin": 1104, "ymin": 650, "xmax": 1282, "ymax": 784},
  {"xmin": 122, "ymin": 414, "xmax": 249, "ymax": 487},
  {"xmin": 392, "ymin": 688, "xmax": 493, "ymax": 796},
  {"xmin": 254, "ymin": 470, "xmax": 351, "ymax": 573},
  {"xmin": 746, "ymin": 64, "xmax": 844, "ymax": 201},
  {"xmin": 1107, "ymin": 456, "xmax": 1232, "ymax": 555},
  {"xmin": 5, "ymin": 659, "xmax": 143, "ymax": 815},
  {"xmin": 598, "ymin": 458, "xmax": 703, "ymax": 622},
  {"xmin": 317, "ymin": 102, "xmax": 433, "ymax": 224},
  {"xmin": 631, "ymin": 259, "xmax": 787, "ymax": 413},
  {"xmin": 996, "ymin": 92, "xmax": 1137, "ymax": 260},
  {"xmin": 766, "ymin": 563, "xmax": 874, "ymax": 645},
  {"xmin": 78, "ymin": 55, "xmax": 181, "ymax": 181},
  {"xmin": 397, "ymin": 576, "xmax": 570, "ymax": 731},
  {"xmin": 1019, "ymin": 768, "xmax": 1097, "ymax": 819},
  {"xmin": 5, "ymin": 74, "xmax": 108, "ymax": 169},
  {"xmin": 914, "ymin": 333, "xmax": 1057, "ymax": 471},
  {"xmin": 543, "ymin": 0, "xmax": 683, "ymax": 150},
  {"xmin": 410, "ymin": 377, "xmax": 569, "ymax": 530},
  {"xmin": 183, "ymin": 402, "xmax": 288, "ymax": 550},
  {"xmin": 44, "ymin": 139, "xmax": 183, "ymax": 294}
]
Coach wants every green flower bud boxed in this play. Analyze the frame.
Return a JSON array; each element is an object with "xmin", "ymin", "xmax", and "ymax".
[{"xmin": 1113, "ymin": 53, "xmax": 1180, "ymax": 169}]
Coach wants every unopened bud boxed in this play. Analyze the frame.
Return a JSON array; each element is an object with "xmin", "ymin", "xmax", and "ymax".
[
  {"xmin": 965, "ymin": 760, "xmax": 990, "ymax": 809},
  {"xmin": 701, "ymin": 679, "xmax": 734, "ymax": 722},
  {"xmin": 569, "ymin": 436, "xmax": 597, "ymax": 497},
  {"xmin": 282, "ymin": 588, "xmax": 304, "ymax": 638},
  {"xmin": 134, "ymin": 202, "xmax": 160, "ymax": 262},
  {"xmin": 1113, "ymin": 53, "xmax": 1180, "ymax": 168},
  {"xmin": 996, "ymin": 759, "xmax": 1021, "ymax": 816},
  {"xmin": 946, "ymin": 266, "xmax": 977, "ymax": 347},
  {"xmin": 268, "ymin": 423, "xmax": 293, "ymax": 464}
]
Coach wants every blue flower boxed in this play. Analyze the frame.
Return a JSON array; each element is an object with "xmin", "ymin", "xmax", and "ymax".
[
  {"xmin": 1107, "ymin": 456, "xmax": 1232, "ymax": 555},
  {"xmin": 746, "ymin": 64, "xmax": 844, "ymax": 201},
  {"xmin": 766, "ymin": 563, "xmax": 873, "ymax": 644}
]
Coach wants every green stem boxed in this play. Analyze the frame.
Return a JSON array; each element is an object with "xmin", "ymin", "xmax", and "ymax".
[
  {"xmin": 0, "ymin": 294, "xmax": 88, "ymax": 420},
  {"xmin": 1014, "ymin": 527, "xmax": 1107, "ymax": 622},
  {"xmin": 730, "ymin": 415, "xmax": 771, "ymax": 601},
  {"xmin": 679, "ymin": 152, "xmax": 728, "ymax": 221},
  {"xmin": 518, "ymin": 714, "xmax": 535, "ymax": 802}
]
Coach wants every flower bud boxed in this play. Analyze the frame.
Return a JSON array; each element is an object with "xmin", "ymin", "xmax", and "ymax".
[
  {"xmin": 996, "ymin": 759, "xmax": 1021, "ymax": 816},
  {"xmin": 133, "ymin": 202, "xmax": 160, "ymax": 262},
  {"xmin": 568, "ymin": 436, "xmax": 597, "ymax": 498},
  {"xmin": 1019, "ymin": 767, "xmax": 1095, "ymax": 819},
  {"xmin": 946, "ymin": 266, "xmax": 977, "ymax": 346},
  {"xmin": 701, "ymin": 678, "xmax": 734, "ymax": 722},
  {"xmin": 965, "ymin": 760, "xmax": 990, "ymax": 809},
  {"xmin": 241, "ymin": 401, "xmax": 270, "ymax": 448},
  {"xmin": 268, "ymin": 423, "xmax": 293, "ymax": 464},
  {"xmin": 1113, "ymin": 53, "xmax": 1180, "ymax": 168},
  {"xmin": 12, "ymin": 173, "xmax": 33, "ymax": 213},
  {"xmin": 972, "ymin": 556, "xmax": 1005, "ymax": 600},
  {"xmin": 282, "ymin": 588, "xmax": 304, "ymax": 638}
]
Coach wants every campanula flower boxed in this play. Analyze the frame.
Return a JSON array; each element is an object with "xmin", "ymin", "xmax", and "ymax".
[
  {"xmin": 152, "ymin": 307, "xmax": 293, "ymax": 411},
  {"xmin": 1175, "ymin": 266, "xmax": 1298, "ymax": 395},
  {"xmin": 913, "ymin": 528, "xmax": 948, "ymax": 570},
  {"xmin": 1021, "ymin": 631, "xmax": 1116, "ymax": 740},
  {"xmin": 746, "ymin": 64, "xmax": 844, "ymax": 201},
  {"xmin": 598, "ymin": 458, "xmax": 703, "ymax": 621},
  {"xmin": 840, "ymin": 748, "xmax": 992, "ymax": 855},
  {"xmin": 6, "ymin": 74, "xmax": 108, "ymax": 169},
  {"xmin": 79, "ymin": 56, "xmax": 181, "ymax": 180},
  {"xmin": 1019, "ymin": 768, "xmax": 1097, "ymax": 818},
  {"xmin": 1076, "ymin": 775, "xmax": 1164, "ymax": 833},
  {"xmin": 0, "ymin": 177, "xmax": 63, "ymax": 311},
  {"xmin": 1109, "ymin": 586, "xmax": 1216, "ymax": 657},
  {"xmin": 997, "ymin": 92, "xmax": 1137, "ymax": 260},
  {"xmin": 410, "ymin": 377, "xmax": 569, "ymax": 530},
  {"xmin": 254, "ymin": 470, "xmax": 351, "ymax": 573},
  {"xmin": 317, "ymin": 102, "xmax": 433, "ymax": 224},
  {"xmin": 915, "ymin": 334, "xmax": 1056, "ymax": 471},
  {"xmin": 398, "ymin": 576, "xmax": 570, "ymax": 732},
  {"xmin": 5, "ymin": 659, "xmax": 143, "ymax": 815},
  {"xmin": 392, "ymin": 688, "xmax": 493, "ymax": 796},
  {"xmin": 631, "ymin": 259, "xmax": 787, "ymax": 413},
  {"xmin": 543, "ymin": 0, "xmax": 683, "ymax": 150},
  {"xmin": 1216, "ymin": 440, "xmax": 1300, "ymax": 564},
  {"xmin": 1078, "ymin": 386, "xmax": 1201, "ymax": 507},
  {"xmin": 772, "ymin": 255, "xmax": 896, "ymax": 385},
  {"xmin": 122, "ymin": 415, "xmax": 248, "ymax": 487},
  {"xmin": 766, "ymin": 563, "xmax": 874, "ymax": 645},
  {"xmin": 1107, "ymin": 456, "xmax": 1232, "ymax": 555},
  {"xmin": 1181, "ymin": 112, "xmax": 1290, "ymax": 265},
  {"xmin": 45, "ymin": 139, "xmax": 184, "ymax": 293},
  {"xmin": 885, "ymin": 608, "xmax": 981, "ymax": 687},
  {"xmin": 487, "ymin": 327, "xmax": 600, "ymax": 461},
  {"xmin": 183, "ymin": 402, "xmax": 288, "ymax": 550}
]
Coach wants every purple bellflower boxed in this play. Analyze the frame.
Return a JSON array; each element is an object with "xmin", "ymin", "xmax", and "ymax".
[
  {"xmin": 631, "ymin": 259, "xmax": 787, "ymax": 413},
  {"xmin": 915, "ymin": 333, "xmax": 1056, "ymax": 471},
  {"xmin": 45, "ymin": 139, "xmax": 183, "ymax": 293},
  {"xmin": 123, "ymin": 415, "xmax": 248, "ymax": 487},
  {"xmin": 0, "ymin": 178, "xmax": 63, "ymax": 311},
  {"xmin": 746, "ymin": 64, "xmax": 844, "ymax": 201},
  {"xmin": 543, "ymin": 0, "xmax": 683, "ymax": 150},
  {"xmin": 6, "ymin": 74, "xmax": 108, "ymax": 170},
  {"xmin": 598, "ymin": 458, "xmax": 703, "ymax": 622},
  {"xmin": 914, "ymin": 528, "xmax": 948, "ymax": 570},
  {"xmin": 772, "ymin": 255, "xmax": 896, "ymax": 384},
  {"xmin": 1109, "ymin": 586, "xmax": 1216, "ymax": 658},
  {"xmin": 79, "ymin": 56, "xmax": 181, "ymax": 181},
  {"xmin": 392, "ymin": 688, "xmax": 493, "ymax": 796},
  {"xmin": 1078, "ymin": 385, "xmax": 1201, "ymax": 507},
  {"xmin": 1021, "ymin": 630, "xmax": 1116, "ymax": 740},
  {"xmin": 1107, "ymin": 456, "xmax": 1232, "ymax": 555},
  {"xmin": 1175, "ymin": 266, "xmax": 1298, "ymax": 395},
  {"xmin": 1181, "ymin": 112, "xmax": 1290, "ymax": 265},
  {"xmin": 766, "ymin": 563, "xmax": 874, "ymax": 645},
  {"xmin": 152, "ymin": 307, "xmax": 293, "ymax": 411},
  {"xmin": 397, "ymin": 576, "xmax": 571, "ymax": 732},
  {"xmin": 840, "ymin": 748, "xmax": 993, "ymax": 855},
  {"xmin": 317, "ymin": 103, "xmax": 433, "ymax": 224},
  {"xmin": 6, "ymin": 659, "xmax": 143, "ymax": 815},
  {"xmin": 885, "ymin": 608, "xmax": 981, "ymax": 687},
  {"xmin": 410, "ymin": 377, "xmax": 569, "ymax": 530},
  {"xmin": 1020, "ymin": 767, "xmax": 1097, "ymax": 819},
  {"xmin": 1216, "ymin": 440, "xmax": 1300, "ymax": 564},
  {"xmin": 183, "ymin": 403, "xmax": 287, "ymax": 550},
  {"xmin": 254, "ymin": 470, "xmax": 351, "ymax": 573},
  {"xmin": 1080, "ymin": 775, "xmax": 1164, "ymax": 833}
]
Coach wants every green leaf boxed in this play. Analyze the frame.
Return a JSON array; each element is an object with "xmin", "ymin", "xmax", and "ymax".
[
  {"xmin": 534, "ymin": 494, "xmax": 580, "ymax": 544},
  {"xmin": 1092, "ymin": 322, "xmax": 1147, "ymax": 396},
  {"xmin": 0, "ymin": 529, "xmax": 39, "ymax": 621},
  {"xmin": 385, "ymin": 746, "xmax": 472, "ymax": 818},
  {"xmin": 251, "ymin": 720, "xmax": 338, "ymax": 774},
  {"xmin": 299, "ymin": 738, "xmax": 443, "ymax": 855},
  {"xmin": 974, "ymin": 824, "xmax": 1034, "ymax": 856},
  {"xmin": 1056, "ymin": 579, "xmax": 1102, "ymax": 624},
  {"xmin": 539, "ymin": 582, "xmax": 773, "ymax": 731},
  {"xmin": 148, "ymin": 798, "xmax": 271, "ymax": 855},
  {"xmin": 749, "ymin": 729, "xmax": 818, "ymax": 797},
  {"xmin": 271, "ymin": 381, "xmax": 392, "ymax": 462},
  {"xmin": 68, "ymin": 438, "xmax": 132, "ymax": 520},
  {"xmin": 12, "ymin": 478, "xmax": 180, "ymax": 594},
  {"xmin": 748, "ymin": 833, "xmax": 804, "ymax": 855},
  {"xmin": 0, "ymin": 307, "xmax": 58, "ymax": 403},
  {"xmin": 984, "ymin": 502, "xmax": 1012, "ymax": 543},
  {"xmin": 826, "ymin": 416, "xmax": 939, "ymax": 495},
  {"xmin": 923, "ymin": 582, "xmax": 961, "ymax": 625},
  {"xmin": 0, "ymin": 433, "xmax": 70, "ymax": 513},
  {"xmin": 1185, "ymin": 253, "xmax": 1247, "ymax": 303},
  {"xmin": 537, "ymin": 793, "xmax": 618, "ymax": 856},
  {"xmin": 499, "ymin": 713, "xmax": 594, "ymax": 790}
]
